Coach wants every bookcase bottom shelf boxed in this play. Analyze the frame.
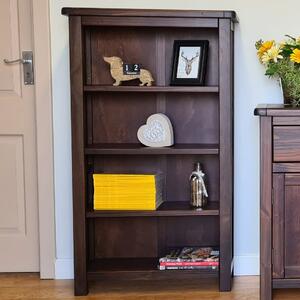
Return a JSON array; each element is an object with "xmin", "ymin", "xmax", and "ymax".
[{"xmin": 88, "ymin": 258, "xmax": 219, "ymax": 280}]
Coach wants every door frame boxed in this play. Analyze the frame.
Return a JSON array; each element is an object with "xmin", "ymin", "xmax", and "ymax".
[{"xmin": 32, "ymin": 0, "xmax": 55, "ymax": 279}]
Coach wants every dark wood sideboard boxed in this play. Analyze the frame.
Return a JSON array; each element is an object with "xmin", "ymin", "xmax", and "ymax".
[
  {"xmin": 255, "ymin": 104, "xmax": 300, "ymax": 299},
  {"xmin": 62, "ymin": 7, "xmax": 236, "ymax": 296}
]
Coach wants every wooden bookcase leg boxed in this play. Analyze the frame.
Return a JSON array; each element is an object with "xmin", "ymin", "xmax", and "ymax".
[
  {"xmin": 219, "ymin": 18, "xmax": 234, "ymax": 292},
  {"xmin": 220, "ymin": 271, "xmax": 233, "ymax": 292},
  {"xmin": 74, "ymin": 278, "xmax": 88, "ymax": 296}
]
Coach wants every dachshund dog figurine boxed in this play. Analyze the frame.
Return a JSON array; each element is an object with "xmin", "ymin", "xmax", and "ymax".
[{"xmin": 103, "ymin": 56, "xmax": 154, "ymax": 86}]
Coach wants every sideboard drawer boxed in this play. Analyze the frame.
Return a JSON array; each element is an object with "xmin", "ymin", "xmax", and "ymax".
[
  {"xmin": 273, "ymin": 117, "xmax": 300, "ymax": 125},
  {"xmin": 274, "ymin": 126, "xmax": 300, "ymax": 161}
]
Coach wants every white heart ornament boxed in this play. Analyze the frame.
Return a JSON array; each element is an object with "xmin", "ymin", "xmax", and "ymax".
[{"xmin": 137, "ymin": 113, "xmax": 174, "ymax": 147}]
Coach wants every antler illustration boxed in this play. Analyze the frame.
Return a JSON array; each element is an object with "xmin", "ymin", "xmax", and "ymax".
[
  {"xmin": 190, "ymin": 51, "xmax": 200, "ymax": 63},
  {"xmin": 180, "ymin": 51, "xmax": 200, "ymax": 75},
  {"xmin": 181, "ymin": 51, "xmax": 188, "ymax": 62}
]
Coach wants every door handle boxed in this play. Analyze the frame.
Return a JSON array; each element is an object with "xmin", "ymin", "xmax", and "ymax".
[
  {"xmin": 3, "ymin": 51, "xmax": 34, "ymax": 85},
  {"xmin": 3, "ymin": 58, "xmax": 30, "ymax": 64}
]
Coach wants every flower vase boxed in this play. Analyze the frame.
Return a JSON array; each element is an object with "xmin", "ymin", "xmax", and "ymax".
[{"xmin": 279, "ymin": 77, "xmax": 300, "ymax": 107}]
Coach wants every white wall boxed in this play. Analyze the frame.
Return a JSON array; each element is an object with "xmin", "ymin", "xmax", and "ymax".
[{"xmin": 50, "ymin": 0, "xmax": 299, "ymax": 278}]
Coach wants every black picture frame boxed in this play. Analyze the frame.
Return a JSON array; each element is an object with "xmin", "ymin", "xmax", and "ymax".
[{"xmin": 170, "ymin": 40, "xmax": 209, "ymax": 86}]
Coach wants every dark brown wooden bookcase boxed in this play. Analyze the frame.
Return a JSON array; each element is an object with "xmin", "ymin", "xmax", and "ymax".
[{"xmin": 62, "ymin": 8, "xmax": 236, "ymax": 296}]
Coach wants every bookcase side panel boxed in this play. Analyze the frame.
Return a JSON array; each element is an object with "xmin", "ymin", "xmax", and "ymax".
[
  {"xmin": 219, "ymin": 18, "xmax": 234, "ymax": 292},
  {"xmin": 69, "ymin": 16, "xmax": 88, "ymax": 296}
]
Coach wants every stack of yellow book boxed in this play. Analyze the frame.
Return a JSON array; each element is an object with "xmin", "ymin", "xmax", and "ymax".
[{"xmin": 93, "ymin": 174, "xmax": 164, "ymax": 210}]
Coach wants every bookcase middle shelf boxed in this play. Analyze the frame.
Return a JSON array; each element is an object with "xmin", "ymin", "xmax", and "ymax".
[
  {"xmin": 86, "ymin": 201, "xmax": 219, "ymax": 218},
  {"xmin": 84, "ymin": 85, "xmax": 219, "ymax": 93},
  {"xmin": 85, "ymin": 143, "xmax": 219, "ymax": 155}
]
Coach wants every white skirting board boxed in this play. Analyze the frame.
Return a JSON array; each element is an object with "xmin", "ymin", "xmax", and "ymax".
[
  {"xmin": 55, "ymin": 255, "xmax": 259, "ymax": 279},
  {"xmin": 234, "ymin": 255, "xmax": 259, "ymax": 276},
  {"xmin": 55, "ymin": 259, "xmax": 74, "ymax": 279}
]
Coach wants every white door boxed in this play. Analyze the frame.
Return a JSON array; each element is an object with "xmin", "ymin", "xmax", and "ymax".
[{"xmin": 0, "ymin": 0, "xmax": 39, "ymax": 271}]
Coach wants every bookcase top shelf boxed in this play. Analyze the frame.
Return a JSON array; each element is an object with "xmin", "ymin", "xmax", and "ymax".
[
  {"xmin": 85, "ymin": 143, "xmax": 219, "ymax": 155},
  {"xmin": 86, "ymin": 201, "xmax": 219, "ymax": 218},
  {"xmin": 84, "ymin": 86, "xmax": 219, "ymax": 93},
  {"xmin": 62, "ymin": 8, "xmax": 237, "ymax": 22}
]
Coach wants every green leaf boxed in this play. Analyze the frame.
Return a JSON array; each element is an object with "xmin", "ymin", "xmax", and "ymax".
[
  {"xmin": 265, "ymin": 63, "xmax": 279, "ymax": 77},
  {"xmin": 265, "ymin": 69, "xmax": 275, "ymax": 76}
]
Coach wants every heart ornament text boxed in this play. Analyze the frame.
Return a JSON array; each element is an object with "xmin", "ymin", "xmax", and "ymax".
[{"xmin": 137, "ymin": 113, "xmax": 174, "ymax": 147}]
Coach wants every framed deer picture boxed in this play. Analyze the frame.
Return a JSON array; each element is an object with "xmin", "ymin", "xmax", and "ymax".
[{"xmin": 170, "ymin": 40, "xmax": 209, "ymax": 85}]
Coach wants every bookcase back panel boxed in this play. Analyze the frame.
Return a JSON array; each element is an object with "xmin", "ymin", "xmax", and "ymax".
[
  {"xmin": 93, "ymin": 154, "xmax": 219, "ymax": 203},
  {"xmin": 91, "ymin": 94, "xmax": 157, "ymax": 143},
  {"xmin": 91, "ymin": 216, "xmax": 219, "ymax": 259},
  {"xmin": 158, "ymin": 216, "xmax": 219, "ymax": 255},
  {"xmin": 94, "ymin": 217, "xmax": 158, "ymax": 258},
  {"xmin": 90, "ymin": 93, "xmax": 219, "ymax": 144},
  {"xmin": 166, "ymin": 155, "xmax": 219, "ymax": 203},
  {"xmin": 86, "ymin": 27, "xmax": 218, "ymax": 86},
  {"xmin": 166, "ymin": 94, "xmax": 219, "ymax": 144},
  {"xmin": 164, "ymin": 28, "xmax": 219, "ymax": 86},
  {"xmin": 88, "ymin": 27, "xmax": 158, "ymax": 86},
  {"xmin": 93, "ymin": 155, "xmax": 163, "ymax": 175}
]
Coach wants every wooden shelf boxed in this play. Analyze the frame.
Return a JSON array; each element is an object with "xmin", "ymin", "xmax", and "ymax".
[
  {"xmin": 87, "ymin": 258, "xmax": 218, "ymax": 280},
  {"xmin": 86, "ymin": 201, "xmax": 219, "ymax": 218},
  {"xmin": 84, "ymin": 85, "xmax": 219, "ymax": 93},
  {"xmin": 85, "ymin": 143, "xmax": 219, "ymax": 155}
]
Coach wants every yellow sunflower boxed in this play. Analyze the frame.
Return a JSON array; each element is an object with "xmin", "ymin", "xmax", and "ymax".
[
  {"xmin": 291, "ymin": 49, "xmax": 300, "ymax": 63},
  {"xmin": 257, "ymin": 40, "xmax": 275, "ymax": 58},
  {"xmin": 261, "ymin": 45, "xmax": 283, "ymax": 64}
]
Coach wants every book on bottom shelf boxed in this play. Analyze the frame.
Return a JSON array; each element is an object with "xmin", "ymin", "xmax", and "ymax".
[
  {"xmin": 159, "ymin": 265, "xmax": 218, "ymax": 270},
  {"xmin": 158, "ymin": 247, "xmax": 219, "ymax": 271}
]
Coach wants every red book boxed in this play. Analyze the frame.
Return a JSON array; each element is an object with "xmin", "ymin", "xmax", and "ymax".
[{"xmin": 159, "ymin": 261, "xmax": 219, "ymax": 267}]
